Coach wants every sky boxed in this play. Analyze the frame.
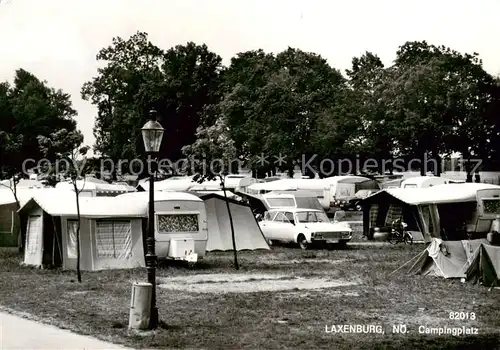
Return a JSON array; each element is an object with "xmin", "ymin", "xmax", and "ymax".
[{"xmin": 0, "ymin": 0, "xmax": 499, "ymax": 151}]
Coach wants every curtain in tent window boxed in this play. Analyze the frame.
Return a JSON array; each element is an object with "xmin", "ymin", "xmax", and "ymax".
[
  {"xmin": 369, "ymin": 204, "xmax": 379, "ymax": 227},
  {"xmin": 66, "ymin": 220, "xmax": 78, "ymax": 259},
  {"xmin": 26, "ymin": 215, "xmax": 42, "ymax": 255},
  {"xmin": 385, "ymin": 205, "xmax": 403, "ymax": 226},
  {"xmin": 95, "ymin": 221, "xmax": 132, "ymax": 259}
]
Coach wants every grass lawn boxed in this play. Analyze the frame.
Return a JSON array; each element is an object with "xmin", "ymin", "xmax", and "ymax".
[{"xmin": 1, "ymin": 244, "xmax": 500, "ymax": 349}]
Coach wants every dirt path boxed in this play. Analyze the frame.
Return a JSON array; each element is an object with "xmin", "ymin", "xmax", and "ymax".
[
  {"xmin": 157, "ymin": 273, "xmax": 360, "ymax": 294},
  {"xmin": 0, "ymin": 311, "xmax": 130, "ymax": 349}
]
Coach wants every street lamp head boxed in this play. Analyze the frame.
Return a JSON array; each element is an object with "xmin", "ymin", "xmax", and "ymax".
[{"xmin": 141, "ymin": 111, "xmax": 164, "ymax": 153}]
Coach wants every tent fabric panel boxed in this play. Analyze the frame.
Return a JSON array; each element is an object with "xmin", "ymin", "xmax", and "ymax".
[
  {"xmin": 481, "ymin": 244, "xmax": 500, "ymax": 281},
  {"xmin": 464, "ymin": 244, "xmax": 500, "ymax": 286},
  {"xmin": 205, "ymin": 198, "xmax": 224, "ymax": 251},
  {"xmin": 23, "ymin": 215, "xmax": 43, "ymax": 266},
  {"xmin": 226, "ymin": 200, "xmax": 269, "ymax": 251},
  {"xmin": 205, "ymin": 197, "xmax": 269, "ymax": 251},
  {"xmin": 66, "ymin": 220, "xmax": 78, "ymax": 259}
]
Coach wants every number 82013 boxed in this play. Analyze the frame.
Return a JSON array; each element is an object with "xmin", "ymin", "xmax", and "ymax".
[{"xmin": 449, "ymin": 312, "xmax": 476, "ymax": 320}]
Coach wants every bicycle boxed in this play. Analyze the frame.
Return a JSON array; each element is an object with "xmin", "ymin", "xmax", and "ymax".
[{"xmin": 389, "ymin": 219, "xmax": 413, "ymax": 245}]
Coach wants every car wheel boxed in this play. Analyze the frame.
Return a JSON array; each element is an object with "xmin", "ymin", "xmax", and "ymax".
[
  {"xmin": 297, "ymin": 234, "xmax": 308, "ymax": 250},
  {"xmin": 356, "ymin": 204, "xmax": 362, "ymax": 211}
]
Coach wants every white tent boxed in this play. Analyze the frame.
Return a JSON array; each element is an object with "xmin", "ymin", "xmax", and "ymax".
[
  {"xmin": 0, "ymin": 188, "xmax": 53, "ymax": 246},
  {"xmin": 18, "ymin": 189, "xmax": 146, "ymax": 271},
  {"xmin": 192, "ymin": 193, "xmax": 270, "ymax": 251}
]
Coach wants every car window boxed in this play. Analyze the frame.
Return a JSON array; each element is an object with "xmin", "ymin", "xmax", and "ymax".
[
  {"xmin": 296, "ymin": 211, "xmax": 329, "ymax": 223},
  {"xmin": 274, "ymin": 212, "xmax": 290, "ymax": 223},
  {"xmin": 264, "ymin": 211, "xmax": 277, "ymax": 221},
  {"xmin": 284, "ymin": 212, "xmax": 295, "ymax": 223}
]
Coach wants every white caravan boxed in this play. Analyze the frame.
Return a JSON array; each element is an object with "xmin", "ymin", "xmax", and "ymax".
[
  {"xmin": 117, "ymin": 191, "xmax": 208, "ymax": 261},
  {"xmin": 400, "ymin": 176, "xmax": 462, "ymax": 188}
]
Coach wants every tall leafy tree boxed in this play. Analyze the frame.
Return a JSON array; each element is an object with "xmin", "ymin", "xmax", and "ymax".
[
  {"xmin": 218, "ymin": 48, "xmax": 346, "ymax": 177},
  {"xmin": 82, "ymin": 31, "xmax": 223, "ymax": 178},
  {"xmin": 378, "ymin": 41, "xmax": 499, "ymax": 177},
  {"xmin": 344, "ymin": 52, "xmax": 394, "ymax": 174},
  {"xmin": 0, "ymin": 71, "xmax": 78, "ymax": 250},
  {"xmin": 0, "ymin": 69, "xmax": 78, "ymax": 177}
]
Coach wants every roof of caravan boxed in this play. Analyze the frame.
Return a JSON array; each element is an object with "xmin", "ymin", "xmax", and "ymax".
[
  {"xmin": 55, "ymin": 180, "xmax": 136, "ymax": 193},
  {"xmin": 248, "ymin": 179, "xmax": 299, "ymax": 191},
  {"xmin": 265, "ymin": 190, "xmax": 320, "ymax": 198},
  {"xmin": 322, "ymin": 175, "xmax": 373, "ymax": 184},
  {"xmin": 18, "ymin": 188, "xmax": 146, "ymax": 217},
  {"xmin": 364, "ymin": 183, "xmax": 500, "ymax": 205},
  {"xmin": 117, "ymin": 191, "xmax": 203, "ymax": 202},
  {"xmin": 400, "ymin": 176, "xmax": 456, "ymax": 186},
  {"xmin": 267, "ymin": 207, "xmax": 322, "ymax": 213}
]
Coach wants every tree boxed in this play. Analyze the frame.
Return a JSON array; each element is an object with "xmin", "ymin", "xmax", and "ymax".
[
  {"xmin": 82, "ymin": 32, "xmax": 223, "ymax": 178},
  {"xmin": 182, "ymin": 118, "xmax": 240, "ymax": 269},
  {"xmin": 218, "ymin": 48, "xmax": 346, "ymax": 178},
  {"xmin": 343, "ymin": 52, "xmax": 394, "ymax": 174},
  {"xmin": 0, "ymin": 71, "xmax": 78, "ymax": 250},
  {"xmin": 38, "ymin": 129, "xmax": 89, "ymax": 282},
  {"xmin": 377, "ymin": 41, "xmax": 499, "ymax": 178}
]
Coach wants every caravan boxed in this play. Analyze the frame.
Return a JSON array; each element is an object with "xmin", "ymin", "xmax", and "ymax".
[
  {"xmin": 400, "ymin": 176, "xmax": 462, "ymax": 188},
  {"xmin": 117, "ymin": 191, "xmax": 208, "ymax": 260}
]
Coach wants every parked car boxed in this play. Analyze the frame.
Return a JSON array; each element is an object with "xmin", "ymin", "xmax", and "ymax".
[
  {"xmin": 259, "ymin": 208, "xmax": 352, "ymax": 249},
  {"xmin": 340, "ymin": 189, "xmax": 379, "ymax": 211}
]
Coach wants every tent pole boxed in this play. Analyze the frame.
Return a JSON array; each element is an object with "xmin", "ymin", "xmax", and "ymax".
[{"xmin": 488, "ymin": 278, "xmax": 497, "ymax": 292}]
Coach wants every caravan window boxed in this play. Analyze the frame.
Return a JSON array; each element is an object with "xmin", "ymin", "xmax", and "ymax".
[
  {"xmin": 95, "ymin": 221, "xmax": 132, "ymax": 259},
  {"xmin": 266, "ymin": 198, "xmax": 295, "ymax": 207},
  {"xmin": 404, "ymin": 184, "xmax": 417, "ymax": 188},
  {"xmin": 67, "ymin": 220, "xmax": 78, "ymax": 259},
  {"xmin": 157, "ymin": 214, "xmax": 199, "ymax": 233}
]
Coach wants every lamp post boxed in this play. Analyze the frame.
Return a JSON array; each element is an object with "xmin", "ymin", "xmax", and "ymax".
[{"xmin": 141, "ymin": 108, "xmax": 164, "ymax": 329}]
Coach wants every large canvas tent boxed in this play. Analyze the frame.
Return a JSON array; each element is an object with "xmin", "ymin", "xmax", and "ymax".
[
  {"xmin": 18, "ymin": 189, "xmax": 146, "ymax": 271},
  {"xmin": 361, "ymin": 183, "xmax": 500, "ymax": 243},
  {"xmin": 189, "ymin": 193, "xmax": 270, "ymax": 251}
]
